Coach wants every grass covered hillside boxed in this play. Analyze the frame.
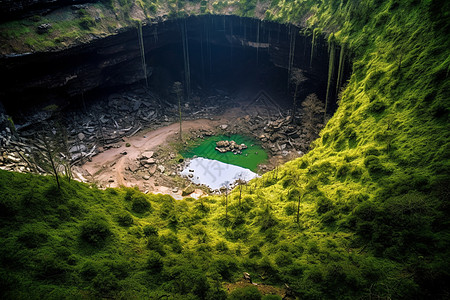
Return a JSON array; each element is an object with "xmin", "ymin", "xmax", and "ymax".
[{"xmin": 1, "ymin": 0, "xmax": 449, "ymax": 299}]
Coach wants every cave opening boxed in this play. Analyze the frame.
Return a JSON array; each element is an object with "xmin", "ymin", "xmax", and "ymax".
[
  {"xmin": 0, "ymin": 15, "xmax": 352, "ymax": 187},
  {"xmin": 1, "ymin": 15, "xmax": 348, "ymax": 122}
]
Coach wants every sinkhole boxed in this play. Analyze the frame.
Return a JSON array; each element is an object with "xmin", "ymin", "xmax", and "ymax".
[
  {"xmin": 0, "ymin": 15, "xmax": 352, "ymax": 189},
  {"xmin": 0, "ymin": 15, "xmax": 350, "ymax": 121}
]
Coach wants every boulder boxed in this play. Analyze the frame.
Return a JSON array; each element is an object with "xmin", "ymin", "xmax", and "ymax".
[
  {"xmin": 128, "ymin": 164, "xmax": 138, "ymax": 173},
  {"xmin": 182, "ymin": 186, "xmax": 195, "ymax": 196},
  {"xmin": 37, "ymin": 23, "xmax": 52, "ymax": 34},
  {"xmin": 215, "ymin": 140, "xmax": 247, "ymax": 154},
  {"xmin": 141, "ymin": 151, "xmax": 154, "ymax": 159},
  {"xmin": 77, "ymin": 132, "xmax": 85, "ymax": 141}
]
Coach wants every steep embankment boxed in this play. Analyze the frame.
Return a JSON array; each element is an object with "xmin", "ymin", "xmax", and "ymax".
[{"xmin": 0, "ymin": 0, "xmax": 449, "ymax": 299}]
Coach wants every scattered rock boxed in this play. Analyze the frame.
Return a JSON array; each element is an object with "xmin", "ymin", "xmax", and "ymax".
[
  {"xmin": 143, "ymin": 158, "xmax": 156, "ymax": 164},
  {"xmin": 219, "ymin": 124, "xmax": 228, "ymax": 130},
  {"xmin": 37, "ymin": 23, "xmax": 52, "ymax": 34},
  {"xmin": 157, "ymin": 165, "xmax": 165, "ymax": 173},
  {"xmin": 141, "ymin": 151, "xmax": 154, "ymax": 159},
  {"xmin": 143, "ymin": 175, "xmax": 150, "ymax": 180},
  {"xmin": 69, "ymin": 144, "xmax": 86, "ymax": 153},
  {"xmin": 71, "ymin": 4, "xmax": 88, "ymax": 10},
  {"xmin": 148, "ymin": 165, "xmax": 157, "ymax": 175},
  {"xmin": 215, "ymin": 140, "xmax": 247, "ymax": 154},
  {"xmin": 78, "ymin": 133, "xmax": 85, "ymax": 141},
  {"xmin": 128, "ymin": 164, "xmax": 138, "ymax": 173},
  {"xmin": 182, "ymin": 186, "xmax": 195, "ymax": 196}
]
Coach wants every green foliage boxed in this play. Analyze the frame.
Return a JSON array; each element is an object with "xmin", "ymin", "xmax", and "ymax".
[
  {"xmin": 143, "ymin": 225, "xmax": 159, "ymax": 237},
  {"xmin": 364, "ymin": 155, "xmax": 387, "ymax": 174},
  {"xmin": 80, "ymin": 215, "xmax": 112, "ymax": 246},
  {"xmin": 211, "ymin": 256, "xmax": 238, "ymax": 281},
  {"xmin": 262, "ymin": 295, "xmax": 281, "ymax": 300},
  {"xmin": 228, "ymin": 286, "xmax": 262, "ymax": 300},
  {"xmin": 147, "ymin": 250, "xmax": 163, "ymax": 273},
  {"xmin": 131, "ymin": 195, "xmax": 151, "ymax": 213},
  {"xmin": 116, "ymin": 211, "xmax": 133, "ymax": 226},
  {"xmin": 0, "ymin": 0, "xmax": 450, "ymax": 298},
  {"xmin": 17, "ymin": 223, "xmax": 48, "ymax": 249}
]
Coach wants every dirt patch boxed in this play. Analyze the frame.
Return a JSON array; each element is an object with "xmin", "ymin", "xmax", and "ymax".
[{"xmin": 225, "ymin": 279, "xmax": 294, "ymax": 299}]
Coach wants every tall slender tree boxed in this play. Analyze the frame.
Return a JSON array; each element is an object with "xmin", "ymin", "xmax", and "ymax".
[
  {"xmin": 290, "ymin": 68, "xmax": 307, "ymax": 121},
  {"xmin": 173, "ymin": 82, "xmax": 183, "ymax": 141}
]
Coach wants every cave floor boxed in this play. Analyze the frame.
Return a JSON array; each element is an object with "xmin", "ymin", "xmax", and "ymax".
[{"xmin": 75, "ymin": 105, "xmax": 299, "ymax": 199}]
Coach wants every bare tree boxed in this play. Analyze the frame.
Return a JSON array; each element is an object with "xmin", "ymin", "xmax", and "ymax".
[
  {"xmin": 32, "ymin": 106, "xmax": 72, "ymax": 188},
  {"xmin": 236, "ymin": 178, "xmax": 245, "ymax": 207},
  {"xmin": 33, "ymin": 130, "xmax": 63, "ymax": 189},
  {"xmin": 173, "ymin": 82, "xmax": 183, "ymax": 141},
  {"xmin": 290, "ymin": 68, "xmax": 307, "ymax": 121},
  {"xmin": 220, "ymin": 181, "xmax": 230, "ymax": 220},
  {"xmin": 301, "ymin": 93, "xmax": 325, "ymax": 140}
]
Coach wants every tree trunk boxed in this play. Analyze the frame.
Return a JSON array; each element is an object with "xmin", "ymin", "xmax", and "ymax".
[
  {"xmin": 325, "ymin": 41, "xmax": 336, "ymax": 123},
  {"xmin": 137, "ymin": 22, "xmax": 148, "ymax": 87}
]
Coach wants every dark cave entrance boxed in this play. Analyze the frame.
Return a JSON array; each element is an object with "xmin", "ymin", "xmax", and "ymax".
[
  {"xmin": 143, "ymin": 16, "xmax": 335, "ymax": 112},
  {"xmin": 0, "ymin": 16, "xmax": 350, "ymax": 125}
]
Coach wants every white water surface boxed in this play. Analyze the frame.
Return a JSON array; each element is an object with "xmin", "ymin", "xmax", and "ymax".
[{"xmin": 181, "ymin": 157, "xmax": 258, "ymax": 190}]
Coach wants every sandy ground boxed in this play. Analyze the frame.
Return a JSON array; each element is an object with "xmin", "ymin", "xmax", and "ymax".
[{"xmin": 75, "ymin": 107, "xmax": 248, "ymax": 199}]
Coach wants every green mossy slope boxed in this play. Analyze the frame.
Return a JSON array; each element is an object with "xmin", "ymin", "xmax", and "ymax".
[{"xmin": 1, "ymin": 0, "xmax": 449, "ymax": 299}]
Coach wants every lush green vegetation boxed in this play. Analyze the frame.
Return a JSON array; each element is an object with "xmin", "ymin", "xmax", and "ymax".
[
  {"xmin": 182, "ymin": 134, "xmax": 268, "ymax": 171},
  {"xmin": 0, "ymin": 0, "xmax": 449, "ymax": 299}
]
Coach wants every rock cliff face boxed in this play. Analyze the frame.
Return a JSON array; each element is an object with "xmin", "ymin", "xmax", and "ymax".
[
  {"xmin": 0, "ymin": 0, "xmax": 102, "ymax": 20},
  {"xmin": 0, "ymin": 15, "xmax": 333, "ymax": 117}
]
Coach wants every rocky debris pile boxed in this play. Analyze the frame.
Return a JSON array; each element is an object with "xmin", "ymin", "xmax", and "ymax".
[
  {"xmin": 215, "ymin": 140, "xmax": 248, "ymax": 154},
  {"xmin": 217, "ymin": 110, "xmax": 322, "ymax": 159}
]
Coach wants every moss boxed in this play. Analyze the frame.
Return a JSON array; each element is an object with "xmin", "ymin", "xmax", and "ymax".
[{"xmin": 0, "ymin": 0, "xmax": 449, "ymax": 298}]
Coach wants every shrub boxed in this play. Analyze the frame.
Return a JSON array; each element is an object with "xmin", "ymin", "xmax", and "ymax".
[
  {"xmin": 117, "ymin": 212, "xmax": 133, "ymax": 227},
  {"xmin": 146, "ymin": 251, "xmax": 163, "ymax": 274},
  {"xmin": 225, "ymin": 226, "xmax": 250, "ymax": 241},
  {"xmin": 124, "ymin": 188, "xmax": 135, "ymax": 201},
  {"xmin": 228, "ymin": 286, "xmax": 262, "ymax": 300},
  {"xmin": 35, "ymin": 255, "xmax": 68, "ymax": 282},
  {"xmin": 79, "ymin": 16, "xmax": 95, "ymax": 30},
  {"xmin": 258, "ymin": 207, "xmax": 278, "ymax": 231},
  {"xmin": 107, "ymin": 261, "xmax": 130, "ymax": 279},
  {"xmin": 211, "ymin": 256, "xmax": 238, "ymax": 281},
  {"xmin": 147, "ymin": 236, "xmax": 165, "ymax": 255},
  {"xmin": 248, "ymin": 245, "xmax": 262, "ymax": 258},
  {"xmin": 132, "ymin": 195, "xmax": 151, "ymax": 214},
  {"xmin": 364, "ymin": 155, "xmax": 385, "ymax": 174},
  {"xmin": 275, "ymin": 252, "xmax": 293, "ymax": 267},
  {"xmin": 336, "ymin": 164, "xmax": 350, "ymax": 179},
  {"xmin": 322, "ymin": 210, "xmax": 336, "ymax": 225},
  {"xmin": 80, "ymin": 217, "xmax": 112, "ymax": 246},
  {"xmin": 368, "ymin": 100, "xmax": 386, "ymax": 113},
  {"xmin": 262, "ymin": 295, "xmax": 282, "ymax": 300},
  {"xmin": 316, "ymin": 197, "xmax": 334, "ymax": 214},
  {"xmin": 143, "ymin": 225, "xmax": 159, "ymax": 237},
  {"xmin": 160, "ymin": 233, "xmax": 183, "ymax": 253},
  {"xmin": 216, "ymin": 240, "xmax": 229, "ymax": 252},
  {"xmin": 92, "ymin": 272, "xmax": 119, "ymax": 296},
  {"xmin": 17, "ymin": 224, "xmax": 48, "ymax": 248},
  {"xmin": 287, "ymin": 188, "xmax": 301, "ymax": 202},
  {"xmin": 284, "ymin": 203, "xmax": 296, "ymax": 216},
  {"xmin": 80, "ymin": 261, "xmax": 101, "ymax": 281}
]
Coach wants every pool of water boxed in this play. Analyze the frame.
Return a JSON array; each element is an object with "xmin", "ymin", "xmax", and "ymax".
[
  {"xmin": 182, "ymin": 134, "xmax": 267, "ymax": 172},
  {"xmin": 180, "ymin": 157, "xmax": 258, "ymax": 190}
]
